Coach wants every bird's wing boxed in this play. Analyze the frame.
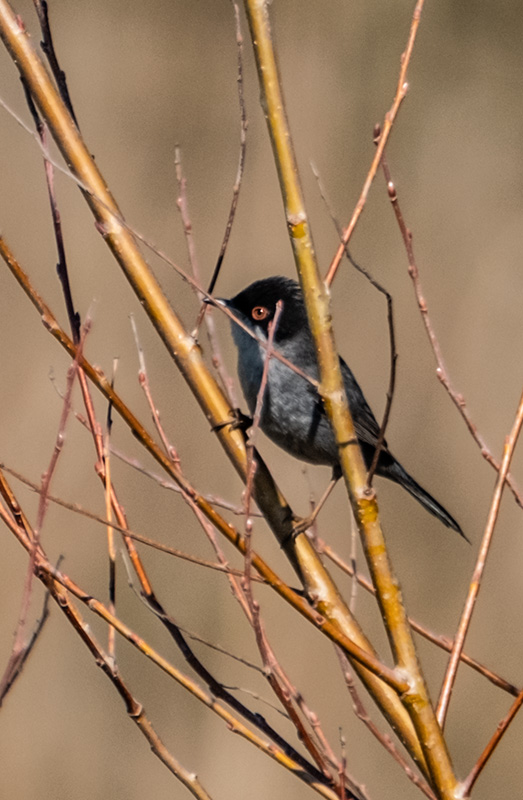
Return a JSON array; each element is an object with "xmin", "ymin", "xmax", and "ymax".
[
  {"xmin": 339, "ymin": 357, "xmax": 383, "ymax": 447},
  {"xmin": 303, "ymin": 353, "xmax": 384, "ymax": 449}
]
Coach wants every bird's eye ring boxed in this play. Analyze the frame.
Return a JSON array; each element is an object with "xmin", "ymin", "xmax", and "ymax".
[{"xmin": 251, "ymin": 306, "xmax": 269, "ymax": 321}]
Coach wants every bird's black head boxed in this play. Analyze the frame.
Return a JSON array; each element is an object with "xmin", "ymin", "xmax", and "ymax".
[{"xmin": 227, "ymin": 276, "xmax": 308, "ymax": 343}]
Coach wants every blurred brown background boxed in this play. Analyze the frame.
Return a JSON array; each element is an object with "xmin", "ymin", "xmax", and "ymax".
[{"xmin": 1, "ymin": 1, "xmax": 522, "ymax": 798}]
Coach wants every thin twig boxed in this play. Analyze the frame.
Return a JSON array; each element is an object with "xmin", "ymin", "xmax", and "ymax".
[
  {"xmin": 104, "ymin": 361, "xmax": 118, "ymax": 662},
  {"xmin": 0, "ymin": 572, "xmax": 52, "ymax": 706},
  {"xmin": 32, "ymin": 0, "xmax": 79, "ymax": 126},
  {"xmin": 318, "ymin": 535, "xmax": 520, "ymax": 697},
  {"xmin": 311, "ymin": 161, "xmax": 397, "ymax": 486},
  {"xmin": 339, "ymin": 730, "xmax": 347, "ymax": 800},
  {"xmin": 381, "ymin": 152, "xmax": 523, "ymax": 511},
  {"xmin": 206, "ymin": 0, "xmax": 247, "ymax": 297},
  {"xmin": 462, "ymin": 687, "xmax": 523, "ymax": 795},
  {"xmin": 130, "ymin": 315, "xmax": 181, "ymax": 463},
  {"xmin": 325, "ymin": 0, "xmax": 425, "ymax": 286},
  {"xmin": 436, "ymin": 385, "xmax": 523, "ymax": 727},
  {"xmin": 349, "ymin": 514, "xmax": 358, "ymax": 614},
  {"xmin": 21, "ymin": 84, "xmax": 80, "ymax": 341},
  {"xmin": 193, "ymin": 0, "xmax": 247, "ymax": 401},
  {"xmin": 174, "ymin": 147, "xmax": 237, "ymax": 406},
  {"xmin": 35, "ymin": 308, "xmax": 87, "ymax": 538},
  {"xmin": 243, "ymin": 300, "xmax": 283, "ymax": 584},
  {"xmin": 109, "ymin": 447, "xmax": 259, "ymax": 514}
]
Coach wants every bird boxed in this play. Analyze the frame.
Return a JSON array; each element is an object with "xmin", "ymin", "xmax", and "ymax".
[{"xmin": 214, "ymin": 275, "xmax": 463, "ymax": 537}]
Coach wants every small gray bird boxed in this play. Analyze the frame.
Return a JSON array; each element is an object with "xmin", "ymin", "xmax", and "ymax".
[{"xmin": 219, "ymin": 275, "xmax": 463, "ymax": 536}]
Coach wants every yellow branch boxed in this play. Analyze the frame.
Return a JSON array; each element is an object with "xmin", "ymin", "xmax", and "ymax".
[{"xmin": 243, "ymin": 1, "xmax": 458, "ymax": 796}]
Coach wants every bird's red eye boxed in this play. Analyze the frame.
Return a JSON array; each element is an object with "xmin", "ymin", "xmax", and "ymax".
[{"xmin": 252, "ymin": 306, "xmax": 269, "ymax": 321}]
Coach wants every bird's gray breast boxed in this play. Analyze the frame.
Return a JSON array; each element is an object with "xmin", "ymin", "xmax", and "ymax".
[{"xmin": 234, "ymin": 328, "xmax": 338, "ymax": 466}]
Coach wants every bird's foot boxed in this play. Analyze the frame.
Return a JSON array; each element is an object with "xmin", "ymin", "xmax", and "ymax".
[
  {"xmin": 291, "ymin": 471, "xmax": 341, "ymax": 537},
  {"xmin": 211, "ymin": 408, "xmax": 253, "ymax": 434},
  {"xmin": 292, "ymin": 514, "xmax": 315, "ymax": 537}
]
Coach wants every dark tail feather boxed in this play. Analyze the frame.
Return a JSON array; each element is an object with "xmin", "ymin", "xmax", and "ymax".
[{"xmin": 384, "ymin": 460, "xmax": 467, "ymax": 540}]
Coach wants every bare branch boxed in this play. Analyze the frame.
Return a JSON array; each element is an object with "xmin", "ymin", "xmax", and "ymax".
[
  {"xmin": 0, "ymin": 575, "xmax": 52, "ymax": 706},
  {"xmin": 462, "ymin": 688, "xmax": 523, "ymax": 795},
  {"xmin": 437, "ymin": 385, "xmax": 523, "ymax": 727},
  {"xmin": 324, "ymin": 0, "xmax": 425, "ymax": 286},
  {"xmin": 381, "ymin": 153, "xmax": 523, "ymax": 511}
]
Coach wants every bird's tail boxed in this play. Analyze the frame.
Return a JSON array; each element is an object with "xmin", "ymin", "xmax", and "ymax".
[{"xmin": 385, "ymin": 460, "xmax": 467, "ymax": 540}]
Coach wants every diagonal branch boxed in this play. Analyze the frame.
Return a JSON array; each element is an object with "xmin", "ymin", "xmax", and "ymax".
[
  {"xmin": 381, "ymin": 151, "xmax": 523, "ymax": 512},
  {"xmin": 436, "ymin": 386, "xmax": 523, "ymax": 727},
  {"xmin": 0, "ymin": 573, "xmax": 52, "ymax": 706},
  {"xmin": 325, "ymin": 0, "xmax": 425, "ymax": 287},
  {"xmin": 462, "ymin": 687, "xmax": 523, "ymax": 795}
]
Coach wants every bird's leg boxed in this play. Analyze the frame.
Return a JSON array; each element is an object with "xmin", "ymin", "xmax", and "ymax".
[{"xmin": 292, "ymin": 466, "xmax": 341, "ymax": 536}]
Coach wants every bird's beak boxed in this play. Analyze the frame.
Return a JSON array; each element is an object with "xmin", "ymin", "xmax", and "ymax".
[{"xmin": 203, "ymin": 296, "xmax": 228, "ymax": 308}]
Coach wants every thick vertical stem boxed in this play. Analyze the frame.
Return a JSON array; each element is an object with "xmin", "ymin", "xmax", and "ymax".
[{"xmin": 243, "ymin": 1, "xmax": 458, "ymax": 796}]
